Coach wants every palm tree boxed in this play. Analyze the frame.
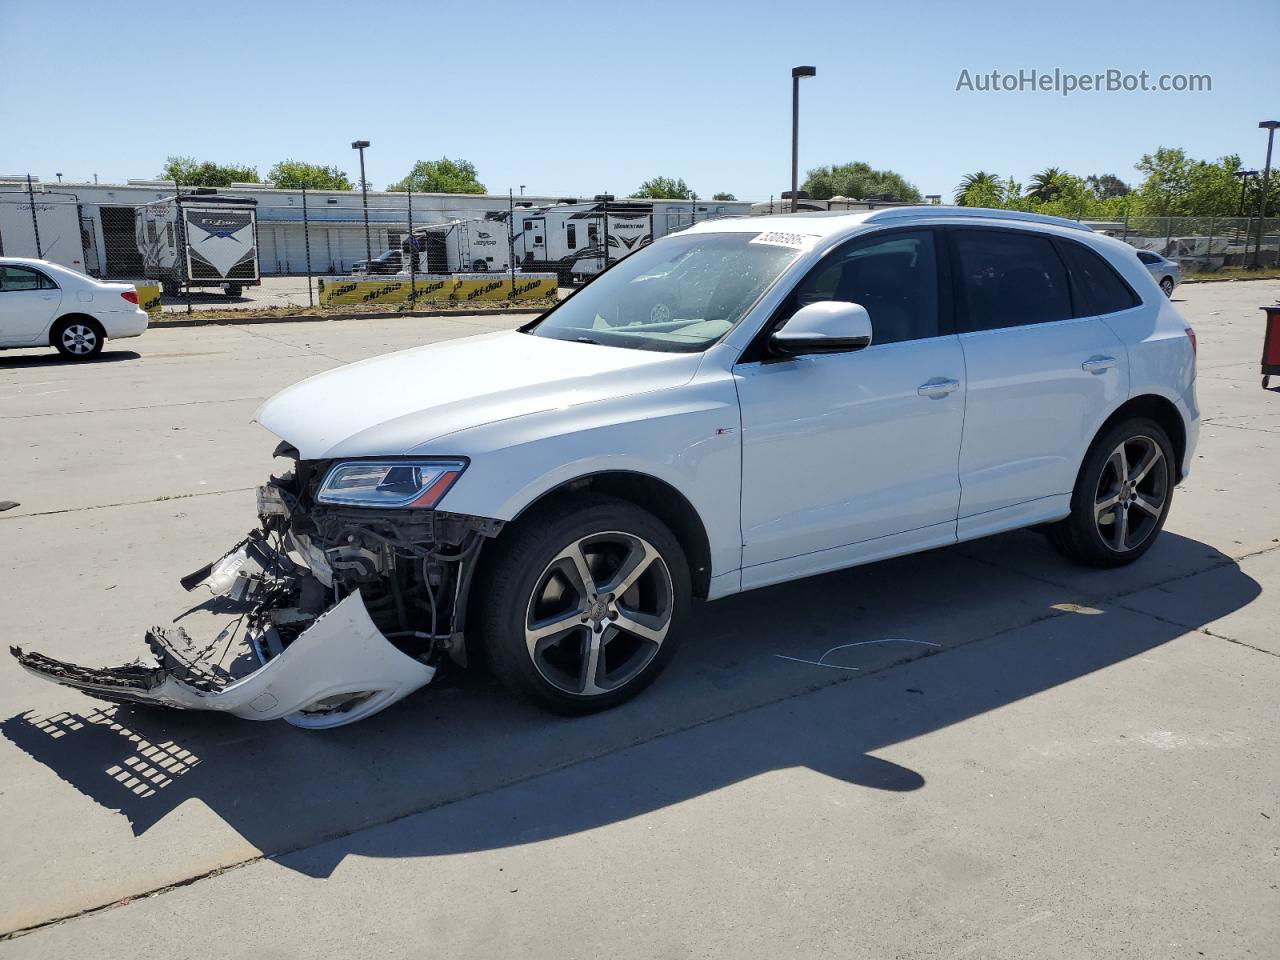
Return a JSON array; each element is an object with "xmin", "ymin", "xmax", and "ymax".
[
  {"xmin": 954, "ymin": 172, "xmax": 1003, "ymax": 206},
  {"xmin": 1027, "ymin": 167, "xmax": 1066, "ymax": 203}
]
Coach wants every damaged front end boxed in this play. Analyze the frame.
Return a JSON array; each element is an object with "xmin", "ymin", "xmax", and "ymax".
[{"xmin": 12, "ymin": 451, "xmax": 503, "ymax": 729}]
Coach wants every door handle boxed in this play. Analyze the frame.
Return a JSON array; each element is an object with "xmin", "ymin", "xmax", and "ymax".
[
  {"xmin": 1082, "ymin": 356, "xmax": 1117, "ymax": 374},
  {"xmin": 917, "ymin": 377, "xmax": 960, "ymax": 399}
]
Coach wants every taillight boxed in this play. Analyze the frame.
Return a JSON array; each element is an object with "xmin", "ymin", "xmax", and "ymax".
[
  {"xmin": 121, "ymin": 290, "xmax": 139, "ymax": 304},
  {"xmin": 1185, "ymin": 326, "xmax": 1197, "ymax": 354}
]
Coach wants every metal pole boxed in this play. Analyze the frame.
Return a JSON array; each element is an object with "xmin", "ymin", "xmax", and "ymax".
[
  {"xmin": 1206, "ymin": 217, "xmax": 1214, "ymax": 274},
  {"xmin": 1253, "ymin": 125, "xmax": 1276, "ymax": 269},
  {"xmin": 302, "ymin": 187, "xmax": 314, "ymax": 307},
  {"xmin": 25, "ymin": 174, "xmax": 42, "ymax": 258},
  {"xmin": 358, "ymin": 146, "xmax": 372, "ymax": 264},
  {"xmin": 175, "ymin": 179, "xmax": 191, "ymax": 314},
  {"xmin": 508, "ymin": 188, "xmax": 516, "ymax": 300},
  {"xmin": 791, "ymin": 73, "xmax": 799, "ymax": 213},
  {"xmin": 406, "ymin": 185, "xmax": 416, "ymax": 304},
  {"xmin": 603, "ymin": 197, "xmax": 610, "ymax": 270}
]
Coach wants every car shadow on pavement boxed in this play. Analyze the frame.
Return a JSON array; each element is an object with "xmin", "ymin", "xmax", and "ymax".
[
  {"xmin": 1, "ymin": 532, "xmax": 1261, "ymax": 879},
  {"xmin": 0, "ymin": 350, "xmax": 140, "ymax": 369}
]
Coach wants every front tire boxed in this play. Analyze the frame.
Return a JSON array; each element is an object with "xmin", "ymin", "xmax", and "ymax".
[
  {"xmin": 1047, "ymin": 418, "xmax": 1175, "ymax": 567},
  {"xmin": 52, "ymin": 318, "xmax": 105, "ymax": 360},
  {"xmin": 476, "ymin": 494, "xmax": 690, "ymax": 714}
]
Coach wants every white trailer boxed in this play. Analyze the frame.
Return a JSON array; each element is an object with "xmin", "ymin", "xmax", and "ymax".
[
  {"xmin": 0, "ymin": 192, "xmax": 90, "ymax": 273},
  {"xmin": 405, "ymin": 215, "xmax": 512, "ymax": 275},
  {"xmin": 136, "ymin": 192, "xmax": 260, "ymax": 296}
]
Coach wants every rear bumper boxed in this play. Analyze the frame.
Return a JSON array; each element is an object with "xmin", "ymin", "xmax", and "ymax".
[{"xmin": 103, "ymin": 309, "xmax": 149, "ymax": 339}]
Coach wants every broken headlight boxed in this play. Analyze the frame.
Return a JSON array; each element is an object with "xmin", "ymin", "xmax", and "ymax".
[{"xmin": 315, "ymin": 459, "xmax": 467, "ymax": 509}]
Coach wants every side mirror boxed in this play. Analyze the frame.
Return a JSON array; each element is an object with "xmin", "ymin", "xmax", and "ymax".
[{"xmin": 770, "ymin": 301, "xmax": 873, "ymax": 356}]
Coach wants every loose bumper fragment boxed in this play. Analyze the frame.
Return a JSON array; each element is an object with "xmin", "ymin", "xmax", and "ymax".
[{"xmin": 11, "ymin": 592, "xmax": 436, "ymax": 730}]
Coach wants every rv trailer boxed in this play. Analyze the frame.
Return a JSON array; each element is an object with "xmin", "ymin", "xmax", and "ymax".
[
  {"xmin": 0, "ymin": 191, "xmax": 90, "ymax": 273},
  {"xmin": 136, "ymin": 192, "xmax": 260, "ymax": 296}
]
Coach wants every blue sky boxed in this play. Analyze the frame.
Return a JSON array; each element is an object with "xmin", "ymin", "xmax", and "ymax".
[{"xmin": 2, "ymin": 0, "xmax": 1276, "ymax": 199}]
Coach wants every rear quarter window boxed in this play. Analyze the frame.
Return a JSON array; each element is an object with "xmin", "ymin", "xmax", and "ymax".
[{"xmin": 1056, "ymin": 240, "xmax": 1141, "ymax": 316}]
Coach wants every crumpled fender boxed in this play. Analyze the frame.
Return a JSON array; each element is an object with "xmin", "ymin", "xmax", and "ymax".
[{"xmin": 12, "ymin": 592, "xmax": 436, "ymax": 730}]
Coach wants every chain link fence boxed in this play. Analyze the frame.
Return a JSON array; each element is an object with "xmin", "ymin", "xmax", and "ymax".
[{"xmin": 3, "ymin": 178, "xmax": 1277, "ymax": 319}]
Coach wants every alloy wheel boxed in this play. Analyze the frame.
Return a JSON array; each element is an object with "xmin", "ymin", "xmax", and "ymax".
[
  {"xmin": 62, "ymin": 324, "xmax": 98, "ymax": 356},
  {"xmin": 1094, "ymin": 435, "xmax": 1168, "ymax": 552},
  {"xmin": 524, "ymin": 531, "xmax": 673, "ymax": 696}
]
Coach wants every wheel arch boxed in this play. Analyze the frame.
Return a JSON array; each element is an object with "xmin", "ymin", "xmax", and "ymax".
[
  {"xmin": 47, "ymin": 312, "xmax": 104, "ymax": 346},
  {"xmin": 507, "ymin": 470, "xmax": 714, "ymax": 599},
  {"xmin": 1090, "ymin": 393, "xmax": 1188, "ymax": 482}
]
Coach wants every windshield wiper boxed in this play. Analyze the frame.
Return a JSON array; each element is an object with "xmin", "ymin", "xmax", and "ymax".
[{"xmin": 575, "ymin": 336, "xmax": 602, "ymax": 345}]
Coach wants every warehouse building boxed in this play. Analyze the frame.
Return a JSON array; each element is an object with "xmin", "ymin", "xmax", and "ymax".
[{"xmin": 0, "ymin": 177, "xmax": 749, "ymax": 278}]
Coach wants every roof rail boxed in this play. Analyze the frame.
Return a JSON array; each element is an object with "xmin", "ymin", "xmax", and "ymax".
[{"xmin": 863, "ymin": 205, "xmax": 1094, "ymax": 232}]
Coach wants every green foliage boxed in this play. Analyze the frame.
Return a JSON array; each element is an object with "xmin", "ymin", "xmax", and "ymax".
[
  {"xmin": 387, "ymin": 158, "xmax": 486, "ymax": 194},
  {"xmin": 803, "ymin": 162, "xmax": 922, "ymax": 203},
  {"xmin": 1132, "ymin": 148, "xmax": 1246, "ymax": 216},
  {"xmin": 954, "ymin": 172, "xmax": 1003, "ymax": 206},
  {"xmin": 1027, "ymin": 167, "xmax": 1067, "ymax": 203},
  {"xmin": 631, "ymin": 176, "xmax": 696, "ymax": 199},
  {"xmin": 267, "ymin": 159, "xmax": 353, "ymax": 190},
  {"xmin": 712, "ymin": 192, "xmax": 737, "ymax": 201},
  {"xmin": 159, "ymin": 156, "xmax": 259, "ymax": 187},
  {"xmin": 1085, "ymin": 173, "xmax": 1131, "ymax": 199}
]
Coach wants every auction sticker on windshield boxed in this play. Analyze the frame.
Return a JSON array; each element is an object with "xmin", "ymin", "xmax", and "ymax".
[{"xmin": 750, "ymin": 231, "xmax": 821, "ymax": 250}]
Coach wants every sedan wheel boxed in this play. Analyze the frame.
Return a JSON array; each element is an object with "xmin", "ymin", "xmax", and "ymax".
[
  {"xmin": 479, "ymin": 494, "xmax": 690, "ymax": 714},
  {"xmin": 1160, "ymin": 276, "xmax": 1175, "ymax": 297},
  {"xmin": 53, "ymin": 320, "xmax": 104, "ymax": 359}
]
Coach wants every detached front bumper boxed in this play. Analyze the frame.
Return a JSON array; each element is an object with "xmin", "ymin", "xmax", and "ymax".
[{"xmin": 11, "ymin": 532, "xmax": 437, "ymax": 730}]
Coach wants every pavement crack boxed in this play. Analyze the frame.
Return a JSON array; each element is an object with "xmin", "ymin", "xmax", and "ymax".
[
  {"xmin": 0, "ymin": 487, "xmax": 257, "ymax": 520},
  {"xmin": 0, "ymin": 397, "xmax": 265, "ymax": 420}
]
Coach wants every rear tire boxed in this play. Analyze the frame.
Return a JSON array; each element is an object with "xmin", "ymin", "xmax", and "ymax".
[
  {"xmin": 52, "ymin": 318, "xmax": 105, "ymax": 360},
  {"xmin": 225, "ymin": 284, "xmax": 243, "ymax": 297},
  {"xmin": 476, "ymin": 494, "xmax": 690, "ymax": 715},
  {"xmin": 1160, "ymin": 276, "xmax": 1175, "ymax": 297},
  {"xmin": 1047, "ymin": 417, "xmax": 1175, "ymax": 567}
]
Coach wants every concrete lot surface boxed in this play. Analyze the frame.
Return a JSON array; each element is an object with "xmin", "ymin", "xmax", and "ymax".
[{"xmin": 0, "ymin": 283, "xmax": 1277, "ymax": 958}]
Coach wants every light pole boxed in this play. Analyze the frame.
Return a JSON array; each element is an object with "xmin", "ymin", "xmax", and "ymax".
[
  {"xmin": 1234, "ymin": 169, "xmax": 1259, "ymax": 216},
  {"xmin": 55, "ymin": 173, "xmax": 62, "ymax": 184},
  {"xmin": 791, "ymin": 65, "xmax": 816, "ymax": 213},
  {"xmin": 520, "ymin": 185, "xmax": 526, "ymax": 196},
  {"xmin": 351, "ymin": 139, "xmax": 372, "ymax": 264},
  {"xmin": 1251, "ymin": 121, "xmax": 1278, "ymax": 269}
]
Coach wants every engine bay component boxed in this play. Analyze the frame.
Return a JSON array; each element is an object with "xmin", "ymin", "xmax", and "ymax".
[{"xmin": 10, "ymin": 460, "xmax": 503, "ymax": 729}]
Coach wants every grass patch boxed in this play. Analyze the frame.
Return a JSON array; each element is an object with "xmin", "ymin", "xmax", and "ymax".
[{"xmin": 1184, "ymin": 266, "xmax": 1280, "ymax": 283}]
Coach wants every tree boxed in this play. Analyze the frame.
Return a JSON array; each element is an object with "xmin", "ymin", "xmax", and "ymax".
[
  {"xmin": 387, "ymin": 158, "xmax": 486, "ymax": 194},
  {"xmin": 631, "ymin": 176, "xmax": 696, "ymax": 199},
  {"xmin": 1027, "ymin": 167, "xmax": 1067, "ymax": 203},
  {"xmin": 954, "ymin": 171, "xmax": 1003, "ymax": 206},
  {"xmin": 159, "ymin": 156, "xmax": 259, "ymax": 187},
  {"xmin": 1132, "ymin": 148, "xmax": 1248, "ymax": 216},
  {"xmin": 267, "ymin": 159, "xmax": 353, "ymax": 190},
  {"xmin": 1085, "ymin": 173, "xmax": 1130, "ymax": 199},
  {"xmin": 712, "ymin": 192, "xmax": 737, "ymax": 201},
  {"xmin": 802, "ymin": 162, "xmax": 922, "ymax": 203}
]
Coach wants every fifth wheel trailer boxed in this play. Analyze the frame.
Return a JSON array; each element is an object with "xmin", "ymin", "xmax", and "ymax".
[
  {"xmin": 0, "ymin": 192, "xmax": 91, "ymax": 273},
  {"xmin": 136, "ymin": 192, "xmax": 261, "ymax": 295}
]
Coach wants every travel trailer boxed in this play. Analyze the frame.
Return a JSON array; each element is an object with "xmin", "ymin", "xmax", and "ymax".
[
  {"xmin": 0, "ymin": 192, "xmax": 91, "ymax": 273},
  {"xmin": 136, "ymin": 192, "xmax": 260, "ymax": 295}
]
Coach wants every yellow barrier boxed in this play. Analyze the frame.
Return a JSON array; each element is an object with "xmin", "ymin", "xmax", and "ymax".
[
  {"xmin": 317, "ymin": 273, "xmax": 557, "ymax": 307},
  {"xmin": 134, "ymin": 283, "xmax": 162, "ymax": 316}
]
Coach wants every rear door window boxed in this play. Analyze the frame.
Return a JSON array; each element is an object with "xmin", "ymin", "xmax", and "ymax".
[
  {"xmin": 0, "ymin": 266, "xmax": 46, "ymax": 291},
  {"xmin": 952, "ymin": 229, "xmax": 1072, "ymax": 332},
  {"xmin": 1056, "ymin": 240, "xmax": 1141, "ymax": 316}
]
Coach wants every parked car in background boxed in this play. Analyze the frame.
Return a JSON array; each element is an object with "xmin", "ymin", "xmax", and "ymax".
[
  {"xmin": 351, "ymin": 249, "xmax": 404, "ymax": 275},
  {"xmin": 15, "ymin": 207, "xmax": 1199, "ymax": 727},
  {"xmin": 1137, "ymin": 250, "xmax": 1181, "ymax": 296},
  {"xmin": 0, "ymin": 257, "xmax": 148, "ymax": 359}
]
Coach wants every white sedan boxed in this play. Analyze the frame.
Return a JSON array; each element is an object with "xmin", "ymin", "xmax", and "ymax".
[{"xmin": 0, "ymin": 257, "xmax": 149, "ymax": 359}]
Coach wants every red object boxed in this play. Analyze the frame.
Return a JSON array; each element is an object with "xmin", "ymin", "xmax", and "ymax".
[
  {"xmin": 120, "ymin": 290, "xmax": 139, "ymax": 304},
  {"xmin": 1185, "ymin": 326, "xmax": 1197, "ymax": 355},
  {"xmin": 1263, "ymin": 306, "xmax": 1280, "ymax": 389}
]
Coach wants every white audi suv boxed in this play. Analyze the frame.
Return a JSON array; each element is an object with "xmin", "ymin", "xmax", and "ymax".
[{"xmin": 15, "ymin": 207, "xmax": 1198, "ymax": 727}]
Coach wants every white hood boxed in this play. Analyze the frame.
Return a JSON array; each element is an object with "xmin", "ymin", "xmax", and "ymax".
[{"xmin": 255, "ymin": 330, "xmax": 701, "ymax": 459}]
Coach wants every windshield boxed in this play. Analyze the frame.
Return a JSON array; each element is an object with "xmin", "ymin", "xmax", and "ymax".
[{"xmin": 526, "ymin": 232, "xmax": 802, "ymax": 353}]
